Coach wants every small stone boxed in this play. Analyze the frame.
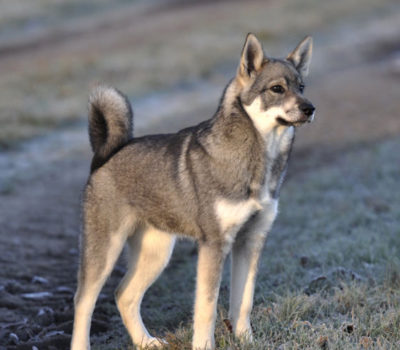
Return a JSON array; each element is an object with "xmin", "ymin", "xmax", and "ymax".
[
  {"xmin": 38, "ymin": 306, "xmax": 54, "ymax": 316},
  {"xmin": 45, "ymin": 330, "xmax": 65, "ymax": 338},
  {"xmin": 9, "ymin": 332, "xmax": 19, "ymax": 344},
  {"xmin": 32, "ymin": 276, "xmax": 49, "ymax": 284},
  {"xmin": 32, "ymin": 346, "xmax": 39, "ymax": 350},
  {"xmin": 21, "ymin": 292, "xmax": 53, "ymax": 300},
  {"xmin": 56, "ymin": 286, "xmax": 74, "ymax": 294}
]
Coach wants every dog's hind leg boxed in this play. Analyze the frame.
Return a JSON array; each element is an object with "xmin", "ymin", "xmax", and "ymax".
[
  {"xmin": 71, "ymin": 211, "xmax": 134, "ymax": 350},
  {"xmin": 192, "ymin": 243, "xmax": 227, "ymax": 350},
  {"xmin": 115, "ymin": 226, "xmax": 176, "ymax": 348},
  {"xmin": 229, "ymin": 201, "xmax": 278, "ymax": 341}
]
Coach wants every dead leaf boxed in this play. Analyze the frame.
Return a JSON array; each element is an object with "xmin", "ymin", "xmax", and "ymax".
[
  {"xmin": 360, "ymin": 336, "xmax": 372, "ymax": 348},
  {"xmin": 317, "ymin": 335, "xmax": 328, "ymax": 349},
  {"xmin": 223, "ymin": 319, "xmax": 233, "ymax": 333}
]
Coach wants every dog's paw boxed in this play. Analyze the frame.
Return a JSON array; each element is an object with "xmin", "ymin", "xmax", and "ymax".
[
  {"xmin": 234, "ymin": 322, "xmax": 254, "ymax": 343},
  {"xmin": 237, "ymin": 330, "xmax": 253, "ymax": 343}
]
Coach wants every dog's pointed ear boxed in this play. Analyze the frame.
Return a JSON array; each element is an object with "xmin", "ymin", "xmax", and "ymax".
[
  {"xmin": 238, "ymin": 33, "xmax": 264, "ymax": 82},
  {"xmin": 287, "ymin": 36, "xmax": 313, "ymax": 77}
]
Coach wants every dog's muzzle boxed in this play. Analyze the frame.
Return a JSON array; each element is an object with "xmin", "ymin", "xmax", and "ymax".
[{"xmin": 276, "ymin": 102, "xmax": 315, "ymax": 126}]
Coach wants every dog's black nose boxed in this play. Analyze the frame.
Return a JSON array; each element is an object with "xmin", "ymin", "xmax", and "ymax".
[{"xmin": 300, "ymin": 103, "xmax": 315, "ymax": 117}]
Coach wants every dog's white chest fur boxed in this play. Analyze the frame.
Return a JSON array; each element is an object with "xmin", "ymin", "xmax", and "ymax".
[
  {"xmin": 214, "ymin": 122, "xmax": 293, "ymax": 233},
  {"xmin": 214, "ymin": 195, "xmax": 278, "ymax": 252},
  {"xmin": 215, "ymin": 198, "xmax": 262, "ymax": 233}
]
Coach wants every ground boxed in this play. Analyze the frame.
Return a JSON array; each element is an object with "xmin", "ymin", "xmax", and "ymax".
[{"xmin": 0, "ymin": 0, "xmax": 400, "ymax": 349}]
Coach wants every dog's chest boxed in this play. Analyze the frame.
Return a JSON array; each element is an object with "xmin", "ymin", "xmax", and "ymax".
[
  {"xmin": 213, "ymin": 126, "xmax": 294, "ymax": 237},
  {"xmin": 215, "ymin": 198, "xmax": 261, "ymax": 233},
  {"xmin": 257, "ymin": 126, "xmax": 295, "ymax": 201}
]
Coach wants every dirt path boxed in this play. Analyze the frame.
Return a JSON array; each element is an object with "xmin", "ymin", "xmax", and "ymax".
[
  {"xmin": 0, "ymin": 155, "xmax": 85, "ymax": 349},
  {"xmin": 0, "ymin": 1, "xmax": 399, "ymax": 349}
]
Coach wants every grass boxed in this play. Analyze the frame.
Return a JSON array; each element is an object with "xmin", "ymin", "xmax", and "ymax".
[{"xmin": 91, "ymin": 136, "xmax": 400, "ymax": 349}]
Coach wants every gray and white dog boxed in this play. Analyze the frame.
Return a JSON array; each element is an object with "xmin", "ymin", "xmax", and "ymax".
[{"xmin": 71, "ymin": 33, "xmax": 315, "ymax": 350}]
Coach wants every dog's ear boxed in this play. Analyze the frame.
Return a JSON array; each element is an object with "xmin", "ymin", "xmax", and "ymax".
[
  {"xmin": 287, "ymin": 36, "xmax": 313, "ymax": 77},
  {"xmin": 238, "ymin": 33, "xmax": 264, "ymax": 82}
]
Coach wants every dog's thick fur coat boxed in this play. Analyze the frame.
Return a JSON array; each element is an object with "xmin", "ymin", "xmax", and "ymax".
[{"xmin": 71, "ymin": 34, "xmax": 314, "ymax": 350}]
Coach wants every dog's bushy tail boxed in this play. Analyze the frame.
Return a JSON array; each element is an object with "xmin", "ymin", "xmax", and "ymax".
[{"xmin": 88, "ymin": 86, "xmax": 133, "ymax": 173}]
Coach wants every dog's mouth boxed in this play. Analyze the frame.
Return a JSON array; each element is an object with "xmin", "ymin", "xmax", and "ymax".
[
  {"xmin": 276, "ymin": 116, "xmax": 312, "ymax": 127},
  {"xmin": 276, "ymin": 117, "xmax": 293, "ymax": 126}
]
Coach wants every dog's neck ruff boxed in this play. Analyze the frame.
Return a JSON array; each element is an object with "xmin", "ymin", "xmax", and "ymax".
[{"xmin": 234, "ymin": 95, "xmax": 295, "ymax": 200}]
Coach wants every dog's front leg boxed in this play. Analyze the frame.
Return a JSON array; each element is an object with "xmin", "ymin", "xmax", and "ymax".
[
  {"xmin": 229, "ymin": 201, "xmax": 278, "ymax": 341},
  {"xmin": 192, "ymin": 242, "xmax": 226, "ymax": 350}
]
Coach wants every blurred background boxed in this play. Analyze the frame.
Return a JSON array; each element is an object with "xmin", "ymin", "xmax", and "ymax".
[{"xmin": 0, "ymin": 0, "xmax": 399, "ymax": 349}]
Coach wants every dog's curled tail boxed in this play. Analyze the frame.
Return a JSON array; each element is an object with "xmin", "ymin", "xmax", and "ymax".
[{"xmin": 88, "ymin": 85, "xmax": 133, "ymax": 173}]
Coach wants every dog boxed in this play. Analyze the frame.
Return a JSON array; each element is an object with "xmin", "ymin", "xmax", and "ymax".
[{"xmin": 71, "ymin": 33, "xmax": 315, "ymax": 350}]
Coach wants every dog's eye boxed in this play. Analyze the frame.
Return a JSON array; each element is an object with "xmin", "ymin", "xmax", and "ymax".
[
  {"xmin": 270, "ymin": 85, "xmax": 285, "ymax": 94},
  {"xmin": 299, "ymin": 84, "xmax": 305, "ymax": 93}
]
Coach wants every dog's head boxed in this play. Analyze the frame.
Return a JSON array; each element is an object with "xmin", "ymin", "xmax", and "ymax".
[{"xmin": 236, "ymin": 34, "xmax": 315, "ymax": 134}]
